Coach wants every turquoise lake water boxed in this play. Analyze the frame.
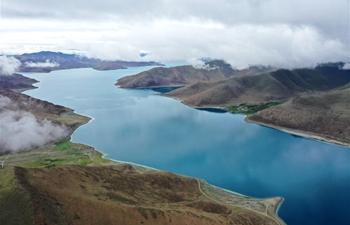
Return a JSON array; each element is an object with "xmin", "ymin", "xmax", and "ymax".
[{"xmin": 24, "ymin": 65, "xmax": 350, "ymax": 225}]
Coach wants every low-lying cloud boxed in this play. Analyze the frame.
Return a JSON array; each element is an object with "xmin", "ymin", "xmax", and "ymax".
[
  {"xmin": 0, "ymin": 55, "xmax": 21, "ymax": 75},
  {"xmin": 0, "ymin": 96, "xmax": 68, "ymax": 152},
  {"xmin": 341, "ymin": 63, "xmax": 350, "ymax": 70},
  {"xmin": 25, "ymin": 59, "xmax": 60, "ymax": 68},
  {"xmin": 186, "ymin": 57, "xmax": 219, "ymax": 71}
]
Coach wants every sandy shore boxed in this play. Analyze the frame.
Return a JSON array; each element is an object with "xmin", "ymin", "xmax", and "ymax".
[{"xmin": 244, "ymin": 117, "xmax": 350, "ymax": 148}]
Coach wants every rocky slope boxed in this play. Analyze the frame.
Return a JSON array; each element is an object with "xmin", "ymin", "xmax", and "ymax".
[
  {"xmin": 246, "ymin": 85, "xmax": 350, "ymax": 146},
  {"xmin": 116, "ymin": 60, "xmax": 274, "ymax": 88},
  {"xmin": 164, "ymin": 63, "xmax": 350, "ymax": 107}
]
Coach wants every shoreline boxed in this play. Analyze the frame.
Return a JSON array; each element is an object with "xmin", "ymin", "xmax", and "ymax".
[
  {"xmin": 244, "ymin": 118, "xmax": 350, "ymax": 148},
  {"xmin": 161, "ymin": 93, "xmax": 349, "ymax": 148},
  {"xmin": 72, "ymin": 137, "xmax": 285, "ymax": 223},
  {"xmin": 19, "ymin": 85, "xmax": 285, "ymax": 223}
]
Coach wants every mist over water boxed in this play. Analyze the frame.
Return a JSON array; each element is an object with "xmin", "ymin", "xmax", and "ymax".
[{"xmin": 24, "ymin": 65, "xmax": 350, "ymax": 225}]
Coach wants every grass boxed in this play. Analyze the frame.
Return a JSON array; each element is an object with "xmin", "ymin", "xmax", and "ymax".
[
  {"xmin": 226, "ymin": 101, "xmax": 286, "ymax": 115},
  {"xmin": 3, "ymin": 141, "xmax": 111, "ymax": 169},
  {"xmin": 54, "ymin": 141, "xmax": 70, "ymax": 151}
]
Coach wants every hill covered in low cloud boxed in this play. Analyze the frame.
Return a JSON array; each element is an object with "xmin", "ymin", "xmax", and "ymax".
[{"xmin": 13, "ymin": 51, "xmax": 164, "ymax": 73}]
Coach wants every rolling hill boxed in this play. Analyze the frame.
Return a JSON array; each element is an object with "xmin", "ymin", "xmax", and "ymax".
[
  {"xmin": 164, "ymin": 63, "xmax": 350, "ymax": 107},
  {"xmin": 246, "ymin": 84, "xmax": 350, "ymax": 146}
]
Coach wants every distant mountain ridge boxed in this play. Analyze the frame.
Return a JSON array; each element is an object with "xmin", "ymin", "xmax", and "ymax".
[
  {"xmin": 164, "ymin": 63, "xmax": 350, "ymax": 106},
  {"xmin": 116, "ymin": 60, "xmax": 275, "ymax": 88},
  {"xmin": 13, "ymin": 51, "xmax": 164, "ymax": 72}
]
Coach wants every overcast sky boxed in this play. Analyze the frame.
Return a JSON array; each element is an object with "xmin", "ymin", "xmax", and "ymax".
[{"xmin": 1, "ymin": 0, "xmax": 349, "ymax": 68}]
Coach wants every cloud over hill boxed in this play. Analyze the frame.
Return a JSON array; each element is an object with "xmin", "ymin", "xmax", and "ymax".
[{"xmin": 0, "ymin": 96, "xmax": 68, "ymax": 152}]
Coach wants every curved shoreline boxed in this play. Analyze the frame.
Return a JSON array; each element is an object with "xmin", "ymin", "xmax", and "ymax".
[
  {"xmin": 161, "ymin": 93, "xmax": 349, "ymax": 148},
  {"xmin": 70, "ymin": 138, "xmax": 286, "ymax": 224},
  {"xmin": 21, "ymin": 83, "xmax": 286, "ymax": 224},
  {"xmin": 244, "ymin": 118, "xmax": 350, "ymax": 148}
]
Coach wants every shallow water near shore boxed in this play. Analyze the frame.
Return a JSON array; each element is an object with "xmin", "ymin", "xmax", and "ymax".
[{"xmin": 24, "ymin": 64, "xmax": 350, "ymax": 225}]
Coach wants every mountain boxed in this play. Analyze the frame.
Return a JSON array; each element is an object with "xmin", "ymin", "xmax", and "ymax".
[
  {"xmin": 164, "ymin": 63, "xmax": 350, "ymax": 107},
  {"xmin": 246, "ymin": 84, "xmax": 350, "ymax": 146},
  {"xmin": 14, "ymin": 51, "xmax": 164, "ymax": 72},
  {"xmin": 116, "ymin": 60, "xmax": 275, "ymax": 88}
]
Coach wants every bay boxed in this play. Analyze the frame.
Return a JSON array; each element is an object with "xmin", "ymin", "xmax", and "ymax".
[{"xmin": 24, "ymin": 64, "xmax": 350, "ymax": 225}]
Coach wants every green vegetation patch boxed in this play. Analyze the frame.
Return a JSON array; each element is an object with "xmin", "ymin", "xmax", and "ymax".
[
  {"xmin": 226, "ymin": 101, "xmax": 286, "ymax": 115},
  {"xmin": 54, "ymin": 141, "xmax": 70, "ymax": 151},
  {"xmin": 3, "ymin": 141, "xmax": 111, "ymax": 169}
]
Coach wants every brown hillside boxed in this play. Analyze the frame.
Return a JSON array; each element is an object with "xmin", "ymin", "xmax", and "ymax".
[
  {"xmin": 246, "ymin": 86, "xmax": 350, "ymax": 146},
  {"xmin": 165, "ymin": 66, "xmax": 350, "ymax": 107},
  {"xmin": 116, "ymin": 61, "xmax": 274, "ymax": 88},
  {"xmin": 10, "ymin": 165, "xmax": 282, "ymax": 225}
]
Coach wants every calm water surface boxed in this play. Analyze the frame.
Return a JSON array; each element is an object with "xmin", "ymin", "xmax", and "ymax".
[{"xmin": 24, "ymin": 65, "xmax": 350, "ymax": 225}]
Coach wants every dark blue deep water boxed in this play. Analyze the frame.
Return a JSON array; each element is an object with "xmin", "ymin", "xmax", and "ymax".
[{"xmin": 24, "ymin": 65, "xmax": 350, "ymax": 225}]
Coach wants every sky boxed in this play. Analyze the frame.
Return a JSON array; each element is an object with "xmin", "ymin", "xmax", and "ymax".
[{"xmin": 1, "ymin": 0, "xmax": 349, "ymax": 68}]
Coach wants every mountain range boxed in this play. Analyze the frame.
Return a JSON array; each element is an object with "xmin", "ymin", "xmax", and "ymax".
[{"xmin": 13, "ymin": 51, "xmax": 164, "ymax": 72}]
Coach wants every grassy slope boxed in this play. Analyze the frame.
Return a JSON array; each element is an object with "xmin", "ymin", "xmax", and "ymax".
[
  {"xmin": 0, "ymin": 169, "xmax": 34, "ymax": 225},
  {"xmin": 226, "ymin": 101, "xmax": 286, "ymax": 115},
  {"xmin": 8, "ymin": 164, "xmax": 282, "ymax": 225}
]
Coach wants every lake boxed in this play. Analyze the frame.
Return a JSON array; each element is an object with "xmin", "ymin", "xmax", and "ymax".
[{"xmin": 24, "ymin": 64, "xmax": 350, "ymax": 225}]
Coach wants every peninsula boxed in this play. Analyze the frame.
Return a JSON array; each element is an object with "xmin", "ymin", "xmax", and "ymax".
[{"xmin": 116, "ymin": 61, "xmax": 350, "ymax": 147}]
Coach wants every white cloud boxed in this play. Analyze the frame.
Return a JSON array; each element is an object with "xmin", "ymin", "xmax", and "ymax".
[
  {"xmin": 0, "ymin": 56, "xmax": 21, "ymax": 75},
  {"xmin": 186, "ymin": 57, "xmax": 220, "ymax": 71},
  {"xmin": 186, "ymin": 58, "xmax": 206, "ymax": 69},
  {"xmin": 341, "ymin": 63, "xmax": 350, "ymax": 70},
  {"xmin": 0, "ymin": 96, "xmax": 68, "ymax": 152},
  {"xmin": 25, "ymin": 59, "xmax": 60, "ymax": 68}
]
